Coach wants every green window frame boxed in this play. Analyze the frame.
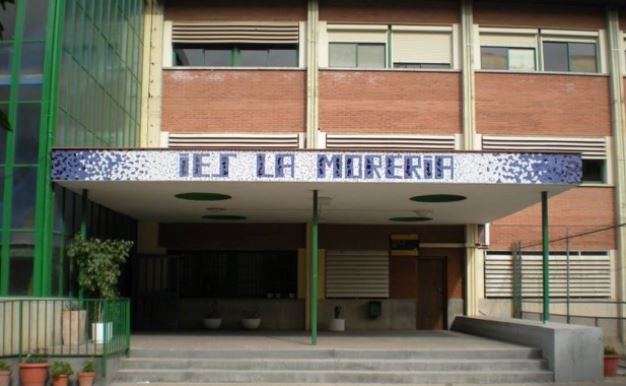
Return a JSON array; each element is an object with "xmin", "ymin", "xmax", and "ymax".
[{"xmin": 173, "ymin": 44, "xmax": 299, "ymax": 68}]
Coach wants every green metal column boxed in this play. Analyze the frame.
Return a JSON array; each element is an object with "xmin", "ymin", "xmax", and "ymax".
[
  {"xmin": 541, "ymin": 191, "xmax": 550, "ymax": 322},
  {"xmin": 78, "ymin": 189, "xmax": 89, "ymax": 300},
  {"xmin": 310, "ymin": 190, "xmax": 319, "ymax": 345}
]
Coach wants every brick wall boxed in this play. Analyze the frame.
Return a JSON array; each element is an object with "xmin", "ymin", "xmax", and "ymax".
[
  {"xmin": 476, "ymin": 73, "xmax": 611, "ymax": 136},
  {"xmin": 320, "ymin": 0, "xmax": 459, "ymax": 24},
  {"xmin": 162, "ymin": 70, "xmax": 306, "ymax": 133},
  {"xmin": 164, "ymin": 0, "xmax": 306, "ymax": 21},
  {"xmin": 320, "ymin": 71, "xmax": 462, "ymax": 134},
  {"xmin": 489, "ymin": 187, "xmax": 616, "ymax": 251},
  {"xmin": 474, "ymin": 1, "xmax": 604, "ymax": 29}
]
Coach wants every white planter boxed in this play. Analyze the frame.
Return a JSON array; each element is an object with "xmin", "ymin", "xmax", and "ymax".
[
  {"xmin": 91, "ymin": 322, "xmax": 113, "ymax": 343},
  {"xmin": 329, "ymin": 318, "xmax": 345, "ymax": 332},
  {"xmin": 241, "ymin": 318, "xmax": 261, "ymax": 330},
  {"xmin": 203, "ymin": 318, "xmax": 222, "ymax": 330}
]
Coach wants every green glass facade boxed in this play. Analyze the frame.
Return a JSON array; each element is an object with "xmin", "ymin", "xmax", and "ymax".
[{"xmin": 0, "ymin": 0, "xmax": 142, "ymax": 296}]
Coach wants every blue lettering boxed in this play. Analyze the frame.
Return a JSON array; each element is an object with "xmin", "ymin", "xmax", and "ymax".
[
  {"xmin": 193, "ymin": 154, "xmax": 212, "ymax": 177},
  {"xmin": 212, "ymin": 153, "xmax": 236, "ymax": 178},
  {"xmin": 256, "ymin": 153, "xmax": 274, "ymax": 177},
  {"xmin": 318, "ymin": 154, "xmax": 342, "ymax": 178},
  {"xmin": 275, "ymin": 154, "xmax": 295, "ymax": 178},
  {"xmin": 345, "ymin": 155, "xmax": 362, "ymax": 178},
  {"xmin": 404, "ymin": 156, "xmax": 421, "ymax": 179},
  {"xmin": 435, "ymin": 155, "xmax": 454, "ymax": 179},
  {"xmin": 385, "ymin": 155, "xmax": 402, "ymax": 179},
  {"xmin": 179, "ymin": 153, "xmax": 189, "ymax": 177},
  {"xmin": 423, "ymin": 156, "xmax": 433, "ymax": 179},
  {"xmin": 365, "ymin": 155, "xmax": 382, "ymax": 179}
]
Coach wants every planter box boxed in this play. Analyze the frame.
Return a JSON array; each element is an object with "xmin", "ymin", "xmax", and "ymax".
[
  {"xmin": 241, "ymin": 318, "xmax": 261, "ymax": 330},
  {"xmin": 329, "ymin": 318, "xmax": 345, "ymax": 332},
  {"xmin": 62, "ymin": 310, "xmax": 86, "ymax": 345},
  {"xmin": 91, "ymin": 322, "xmax": 113, "ymax": 344},
  {"xmin": 203, "ymin": 318, "xmax": 222, "ymax": 330}
]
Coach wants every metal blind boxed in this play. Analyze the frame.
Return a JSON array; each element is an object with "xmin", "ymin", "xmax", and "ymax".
[
  {"xmin": 172, "ymin": 22, "xmax": 300, "ymax": 44},
  {"xmin": 325, "ymin": 133, "xmax": 457, "ymax": 150},
  {"xmin": 167, "ymin": 132, "xmax": 302, "ymax": 149},
  {"xmin": 482, "ymin": 136, "xmax": 607, "ymax": 159},
  {"xmin": 485, "ymin": 252, "xmax": 611, "ymax": 298},
  {"xmin": 326, "ymin": 250, "xmax": 389, "ymax": 298}
]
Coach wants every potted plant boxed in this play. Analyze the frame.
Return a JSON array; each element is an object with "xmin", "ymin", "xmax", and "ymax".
[
  {"xmin": 241, "ymin": 309, "xmax": 261, "ymax": 330},
  {"xmin": 62, "ymin": 300, "xmax": 87, "ymax": 345},
  {"xmin": 0, "ymin": 360, "xmax": 11, "ymax": 386},
  {"xmin": 77, "ymin": 361, "xmax": 96, "ymax": 386},
  {"xmin": 329, "ymin": 305, "xmax": 345, "ymax": 332},
  {"xmin": 67, "ymin": 234, "xmax": 133, "ymax": 344},
  {"xmin": 604, "ymin": 346, "xmax": 620, "ymax": 376},
  {"xmin": 50, "ymin": 361, "xmax": 73, "ymax": 386},
  {"xmin": 202, "ymin": 300, "xmax": 222, "ymax": 330},
  {"xmin": 19, "ymin": 351, "xmax": 49, "ymax": 386}
]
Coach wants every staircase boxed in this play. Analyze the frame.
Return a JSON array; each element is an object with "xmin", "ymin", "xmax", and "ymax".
[{"xmin": 112, "ymin": 346, "xmax": 553, "ymax": 385}]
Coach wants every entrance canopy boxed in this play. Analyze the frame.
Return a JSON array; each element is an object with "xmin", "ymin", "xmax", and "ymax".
[{"xmin": 51, "ymin": 149, "xmax": 581, "ymax": 224}]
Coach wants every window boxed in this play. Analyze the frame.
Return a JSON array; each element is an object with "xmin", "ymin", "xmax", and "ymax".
[
  {"xmin": 479, "ymin": 28, "xmax": 601, "ymax": 74},
  {"xmin": 329, "ymin": 43, "xmax": 385, "ymax": 68},
  {"xmin": 582, "ymin": 159, "xmax": 605, "ymax": 184},
  {"xmin": 543, "ymin": 41, "xmax": 597, "ymax": 73},
  {"xmin": 393, "ymin": 63, "xmax": 450, "ymax": 69},
  {"xmin": 480, "ymin": 47, "xmax": 535, "ymax": 71},
  {"xmin": 174, "ymin": 44, "xmax": 298, "ymax": 67},
  {"xmin": 391, "ymin": 28, "xmax": 453, "ymax": 69}
]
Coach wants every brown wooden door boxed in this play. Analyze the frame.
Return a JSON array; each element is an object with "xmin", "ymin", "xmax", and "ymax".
[{"xmin": 416, "ymin": 258, "xmax": 446, "ymax": 329}]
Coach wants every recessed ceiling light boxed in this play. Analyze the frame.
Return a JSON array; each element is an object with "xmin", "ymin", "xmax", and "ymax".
[
  {"xmin": 410, "ymin": 194, "xmax": 466, "ymax": 203},
  {"xmin": 389, "ymin": 217, "xmax": 433, "ymax": 222},
  {"xmin": 202, "ymin": 215, "xmax": 247, "ymax": 221},
  {"xmin": 175, "ymin": 192, "xmax": 231, "ymax": 201}
]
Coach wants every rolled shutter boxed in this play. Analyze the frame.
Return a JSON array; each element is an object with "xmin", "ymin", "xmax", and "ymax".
[{"xmin": 172, "ymin": 22, "xmax": 300, "ymax": 44}]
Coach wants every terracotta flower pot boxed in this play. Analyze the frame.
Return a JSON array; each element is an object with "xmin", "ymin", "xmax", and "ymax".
[
  {"xmin": 52, "ymin": 374, "xmax": 69, "ymax": 386},
  {"xmin": 604, "ymin": 354, "xmax": 620, "ymax": 376},
  {"xmin": 78, "ymin": 371, "xmax": 96, "ymax": 386},
  {"xmin": 0, "ymin": 370, "xmax": 11, "ymax": 386},
  {"xmin": 19, "ymin": 363, "xmax": 49, "ymax": 386}
]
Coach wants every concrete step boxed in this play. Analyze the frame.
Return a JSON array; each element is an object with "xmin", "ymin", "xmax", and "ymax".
[
  {"xmin": 113, "ymin": 368, "xmax": 554, "ymax": 384},
  {"xmin": 128, "ymin": 348, "xmax": 542, "ymax": 360},
  {"xmin": 121, "ymin": 357, "xmax": 547, "ymax": 372}
]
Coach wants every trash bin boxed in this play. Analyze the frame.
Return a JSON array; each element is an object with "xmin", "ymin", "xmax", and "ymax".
[{"xmin": 368, "ymin": 300, "xmax": 382, "ymax": 319}]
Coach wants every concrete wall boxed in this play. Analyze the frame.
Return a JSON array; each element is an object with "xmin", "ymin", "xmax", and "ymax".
[
  {"xmin": 318, "ymin": 299, "xmax": 416, "ymax": 330},
  {"xmin": 452, "ymin": 316, "xmax": 603, "ymax": 382},
  {"xmin": 178, "ymin": 298, "xmax": 304, "ymax": 330}
]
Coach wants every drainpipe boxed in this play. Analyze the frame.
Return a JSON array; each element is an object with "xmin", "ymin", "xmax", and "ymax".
[
  {"xmin": 606, "ymin": 8, "xmax": 626, "ymax": 344},
  {"xmin": 541, "ymin": 191, "xmax": 550, "ymax": 323},
  {"xmin": 311, "ymin": 190, "xmax": 319, "ymax": 345}
]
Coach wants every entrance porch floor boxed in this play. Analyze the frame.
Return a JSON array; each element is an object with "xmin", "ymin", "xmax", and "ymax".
[{"xmin": 131, "ymin": 329, "xmax": 537, "ymax": 351}]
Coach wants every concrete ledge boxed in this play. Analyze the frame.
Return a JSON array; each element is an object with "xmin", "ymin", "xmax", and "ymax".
[{"xmin": 452, "ymin": 316, "xmax": 603, "ymax": 382}]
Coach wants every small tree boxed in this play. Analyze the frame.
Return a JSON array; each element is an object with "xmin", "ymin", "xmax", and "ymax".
[{"xmin": 67, "ymin": 234, "xmax": 133, "ymax": 300}]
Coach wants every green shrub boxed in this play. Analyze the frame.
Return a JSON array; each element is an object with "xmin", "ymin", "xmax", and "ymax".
[
  {"xmin": 605, "ymin": 346, "xmax": 618, "ymax": 355},
  {"xmin": 50, "ymin": 361, "xmax": 73, "ymax": 378},
  {"xmin": 81, "ymin": 361, "xmax": 96, "ymax": 373},
  {"xmin": 0, "ymin": 360, "xmax": 10, "ymax": 372},
  {"xmin": 23, "ymin": 351, "xmax": 47, "ymax": 364}
]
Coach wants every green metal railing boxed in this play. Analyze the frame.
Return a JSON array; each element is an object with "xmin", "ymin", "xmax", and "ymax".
[{"xmin": 0, "ymin": 297, "xmax": 130, "ymax": 361}]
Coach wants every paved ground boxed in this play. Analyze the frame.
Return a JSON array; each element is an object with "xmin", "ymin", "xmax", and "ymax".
[
  {"xmin": 127, "ymin": 331, "xmax": 626, "ymax": 385},
  {"xmin": 131, "ymin": 330, "xmax": 537, "ymax": 351}
]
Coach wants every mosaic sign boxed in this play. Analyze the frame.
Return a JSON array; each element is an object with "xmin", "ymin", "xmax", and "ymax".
[{"xmin": 51, "ymin": 150, "xmax": 581, "ymax": 185}]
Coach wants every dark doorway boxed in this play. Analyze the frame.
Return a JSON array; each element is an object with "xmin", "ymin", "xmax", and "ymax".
[
  {"xmin": 416, "ymin": 257, "xmax": 446, "ymax": 329},
  {"xmin": 132, "ymin": 255, "xmax": 180, "ymax": 330}
]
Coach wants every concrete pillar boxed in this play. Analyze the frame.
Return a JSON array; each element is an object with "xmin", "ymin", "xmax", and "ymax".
[
  {"xmin": 306, "ymin": 0, "xmax": 320, "ymax": 149},
  {"xmin": 140, "ymin": 0, "xmax": 164, "ymax": 148}
]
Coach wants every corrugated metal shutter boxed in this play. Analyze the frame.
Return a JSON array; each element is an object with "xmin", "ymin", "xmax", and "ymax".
[
  {"xmin": 325, "ymin": 133, "xmax": 457, "ymax": 150},
  {"xmin": 482, "ymin": 136, "xmax": 607, "ymax": 159},
  {"xmin": 167, "ymin": 132, "xmax": 302, "ymax": 149},
  {"xmin": 326, "ymin": 250, "xmax": 389, "ymax": 298},
  {"xmin": 485, "ymin": 252, "xmax": 611, "ymax": 298},
  {"xmin": 172, "ymin": 22, "xmax": 300, "ymax": 44},
  {"xmin": 327, "ymin": 24, "xmax": 388, "ymax": 44},
  {"xmin": 480, "ymin": 33, "xmax": 538, "ymax": 48},
  {"xmin": 392, "ymin": 31, "xmax": 452, "ymax": 64}
]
